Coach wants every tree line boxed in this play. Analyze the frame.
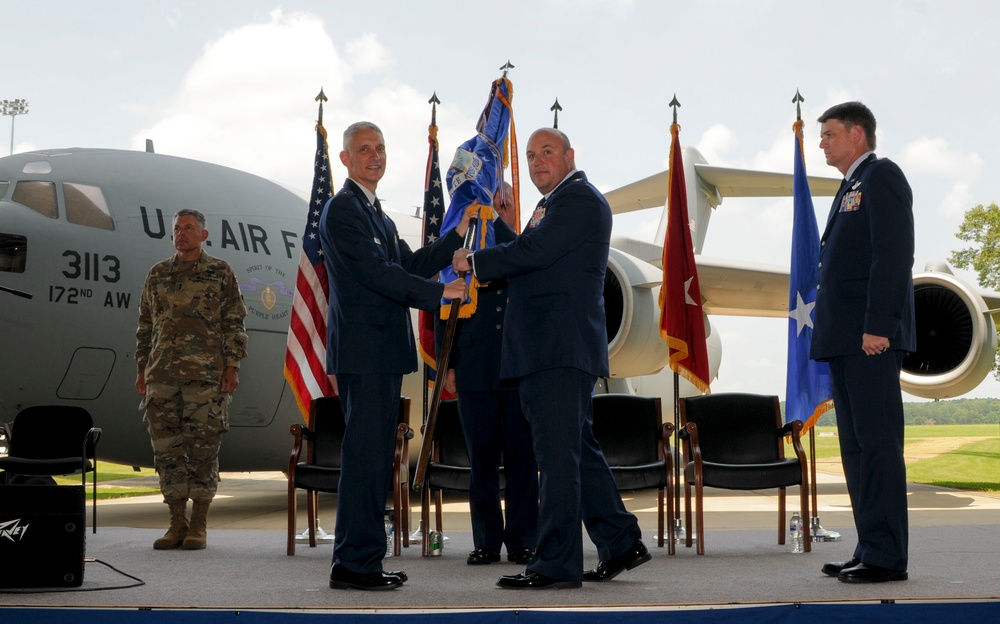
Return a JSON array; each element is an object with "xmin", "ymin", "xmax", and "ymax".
[{"xmin": 811, "ymin": 398, "xmax": 1000, "ymax": 427}]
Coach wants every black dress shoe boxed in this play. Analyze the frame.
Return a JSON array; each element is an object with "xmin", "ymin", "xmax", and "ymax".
[
  {"xmin": 329, "ymin": 564, "xmax": 404, "ymax": 590},
  {"xmin": 507, "ymin": 548, "xmax": 535, "ymax": 564},
  {"xmin": 497, "ymin": 569, "xmax": 582, "ymax": 589},
  {"xmin": 583, "ymin": 539, "xmax": 651, "ymax": 582},
  {"xmin": 838, "ymin": 562, "xmax": 908, "ymax": 584},
  {"xmin": 821, "ymin": 557, "xmax": 861, "ymax": 577},
  {"xmin": 467, "ymin": 548, "xmax": 501, "ymax": 565},
  {"xmin": 384, "ymin": 569, "xmax": 408, "ymax": 583}
]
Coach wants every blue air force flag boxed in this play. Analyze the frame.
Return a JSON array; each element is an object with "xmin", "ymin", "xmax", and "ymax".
[
  {"xmin": 785, "ymin": 120, "xmax": 833, "ymax": 430},
  {"xmin": 437, "ymin": 77, "xmax": 514, "ymax": 318}
]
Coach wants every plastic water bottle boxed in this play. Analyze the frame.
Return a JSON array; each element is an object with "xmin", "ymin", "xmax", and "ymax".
[
  {"xmin": 428, "ymin": 530, "xmax": 443, "ymax": 556},
  {"xmin": 384, "ymin": 510, "xmax": 393, "ymax": 558},
  {"xmin": 790, "ymin": 512, "xmax": 803, "ymax": 553}
]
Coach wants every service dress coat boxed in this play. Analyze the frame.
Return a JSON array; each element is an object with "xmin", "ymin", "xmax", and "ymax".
[
  {"xmin": 810, "ymin": 153, "xmax": 914, "ymax": 572},
  {"xmin": 319, "ymin": 178, "xmax": 463, "ymax": 574},
  {"xmin": 472, "ymin": 171, "xmax": 641, "ymax": 581}
]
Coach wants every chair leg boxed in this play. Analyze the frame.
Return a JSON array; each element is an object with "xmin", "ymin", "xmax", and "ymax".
[
  {"xmin": 287, "ymin": 485, "xmax": 297, "ymax": 556},
  {"xmin": 307, "ymin": 490, "xmax": 318, "ymax": 548},
  {"xmin": 695, "ymin": 480, "xmax": 705, "ymax": 556},
  {"xmin": 778, "ymin": 487, "xmax": 786, "ymax": 545},
  {"xmin": 684, "ymin": 481, "xmax": 693, "ymax": 549},
  {"xmin": 401, "ymin": 474, "xmax": 410, "ymax": 548},
  {"xmin": 392, "ymin": 429, "xmax": 404, "ymax": 556},
  {"xmin": 663, "ymin": 487, "xmax": 675, "ymax": 556},
  {"xmin": 87, "ymin": 465, "xmax": 97, "ymax": 534},
  {"xmin": 420, "ymin": 486, "xmax": 431, "ymax": 557},
  {"xmin": 398, "ymin": 427, "xmax": 411, "ymax": 549},
  {"xmin": 392, "ymin": 496, "xmax": 402, "ymax": 557},
  {"xmin": 656, "ymin": 488, "xmax": 664, "ymax": 549},
  {"xmin": 800, "ymin": 483, "xmax": 811, "ymax": 553},
  {"xmin": 392, "ymin": 511, "xmax": 402, "ymax": 556},
  {"xmin": 392, "ymin": 467, "xmax": 402, "ymax": 557},
  {"xmin": 434, "ymin": 489, "xmax": 444, "ymax": 534}
]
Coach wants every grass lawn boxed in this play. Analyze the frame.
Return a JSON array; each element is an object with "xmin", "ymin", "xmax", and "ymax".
[
  {"xmin": 53, "ymin": 465, "xmax": 160, "ymax": 500},
  {"xmin": 906, "ymin": 437, "xmax": 1000, "ymax": 492},
  {"xmin": 42, "ymin": 424, "xmax": 1000, "ymax": 500},
  {"xmin": 789, "ymin": 424, "xmax": 999, "ymax": 493}
]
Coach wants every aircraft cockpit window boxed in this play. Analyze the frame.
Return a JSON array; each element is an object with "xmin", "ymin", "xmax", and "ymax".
[
  {"xmin": 22, "ymin": 161, "xmax": 52, "ymax": 175},
  {"xmin": 0, "ymin": 181, "xmax": 9, "ymax": 199},
  {"xmin": 11, "ymin": 180, "xmax": 57, "ymax": 219},
  {"xmin": 65, "ymin": 182, "xmax": 115, "ymax": 231},
  {"xmin": 0, "ymin": 233, "xmax": 27, "ymax": 273}
]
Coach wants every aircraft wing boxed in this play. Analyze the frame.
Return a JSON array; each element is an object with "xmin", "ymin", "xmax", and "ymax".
[
  {"xmin": 696, "ymin": 257, "xmax": 790, "ymax": 318},
  {"xmin": 688, "ymin": 257, "xmax": 1000, "ymax": 321},
  {"xmin": 616, "ymin": 234, "xmax": 1000, "ymax": 323},
  {"xmin": 611, "ymin": 235, "xmax": 790, "ymax": 318},
  {"xmin": 605, "ymin": 165, "xmax": 843, "ymax": 215}
]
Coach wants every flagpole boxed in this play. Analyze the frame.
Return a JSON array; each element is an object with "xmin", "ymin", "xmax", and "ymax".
[
  {"xmin": 413, "ymin": 220, "xmax": 479, "ymax": 495},
  {"xmin": 660, "ymin": 94, "xmax": 710, "ymax": 547},
  {"xmin": 420, "ymin": 92, "xmax": 442, "ymax": 439},
  {"xmin": 673, "ymin": 371, "xmax": 685, "ymax": 546},
  {"xmin": 291, "ymin": 88, "xmax": 337, "ymax": 544},
  {"xmin": 414, "ymin": 68, "xmax": 517, "ymax": 530},
  {"xmin": 410, "ymin": 91, "xmax": 448, "ymax": 545},
  {"xmin": 791, "ymin": 89, "xmax": 839, "ymax": 543},
  {"xmin": 669, "ymin": 96, "xmax": 685, "ymax": 546}
]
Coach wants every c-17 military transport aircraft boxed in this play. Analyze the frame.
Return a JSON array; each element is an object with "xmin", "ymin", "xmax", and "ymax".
[{"xmin": 1, "ymin": 144, "xmax": 996, "ymax": 472}]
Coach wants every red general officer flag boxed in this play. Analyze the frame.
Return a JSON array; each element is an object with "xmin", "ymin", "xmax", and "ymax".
[{"xmin": 659, "ymin": 121, "xmax": 711, "ymax": 394}]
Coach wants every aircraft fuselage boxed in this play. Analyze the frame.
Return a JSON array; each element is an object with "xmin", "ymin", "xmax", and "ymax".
[{"xmin": 0, "ymin": 148, "xmax": 310, "ymax": 470}]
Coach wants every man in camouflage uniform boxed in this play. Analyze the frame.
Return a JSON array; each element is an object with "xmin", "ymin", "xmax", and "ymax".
[{"xmin": 135, "ymin": 208, "xmax": 248, "ymax": 550}]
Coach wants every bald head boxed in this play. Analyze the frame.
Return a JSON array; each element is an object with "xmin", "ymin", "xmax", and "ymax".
[{"xmin": 526, "ymin": 128, "xmax": 575, "ymax": 195}]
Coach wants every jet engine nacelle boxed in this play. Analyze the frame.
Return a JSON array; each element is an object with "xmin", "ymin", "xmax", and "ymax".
[
  {"xmin": 902, "ymin": 265, "xmax": 998, "ymax": 399},
  {"xmin": 604, "ymin": 247, "xmax": 671, "ymax": 378},
  {"xmin": 603, "ymin": 247, "xmax": 722, "ymax": 389}
]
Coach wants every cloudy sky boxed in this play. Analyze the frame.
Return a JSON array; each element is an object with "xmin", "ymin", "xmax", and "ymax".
[{"xmin": 7, "ymin": 0, "xmax": 1000, "ymax": 400}]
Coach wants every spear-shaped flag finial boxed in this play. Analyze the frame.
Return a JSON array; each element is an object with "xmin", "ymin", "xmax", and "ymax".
[
  {"xmin": 429, "ymin": 91, "xmax": 441, "ymax": 126},
  {"xmin": 500, "ymin": 60, "xmax": 514, "ymax": 78},
  {"xmin": 315, "ymin": 88, "xmax": 328, "ymax": 125},
  {"xmin": 550, "ymin": 98, "xmax": 562, "ymax": 129},
  {"xmin": 792, "ymin": 89, "xmax": 804, "ymax": 121},
  {"xmin": 669, "ymin": 94, "xmax": 681, "ymax": 125}
]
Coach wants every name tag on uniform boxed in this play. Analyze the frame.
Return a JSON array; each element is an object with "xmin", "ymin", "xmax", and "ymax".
[{"xmin": 840, "ymin": 190, "xmax": 862, "ymax": 212}]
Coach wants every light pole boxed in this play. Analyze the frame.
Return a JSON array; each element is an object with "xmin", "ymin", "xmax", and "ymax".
[{"xmin": 1, "ymin": 99, "xmax": 29, "ymax": 155}]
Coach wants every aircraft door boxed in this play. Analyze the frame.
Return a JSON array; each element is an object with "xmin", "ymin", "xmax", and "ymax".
[
  {"xmin": 57, "ymin": 347, "xmax": 116, "ymax": 400},
  {"xmin": 227, "ymin": 329, "xmax": 291, "ymax": 427}
]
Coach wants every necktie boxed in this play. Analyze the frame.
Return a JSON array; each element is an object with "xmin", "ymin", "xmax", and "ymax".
[
  {"xmin": 832, "ymin": 178, "xmax": 849, "ymax": 211},
  {"xmin": 372, "ymin": 197, "xmax": 397, "ymax": 260}
]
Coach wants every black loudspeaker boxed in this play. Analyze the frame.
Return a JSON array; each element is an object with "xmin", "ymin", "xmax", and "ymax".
[{"xmin": 0, "ymin": 485, "xmax": 86, "ymax": 588}]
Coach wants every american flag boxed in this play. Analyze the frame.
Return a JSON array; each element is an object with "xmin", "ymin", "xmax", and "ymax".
[
  {"xmin": 284, "ymin": 122, "xmax": 337, "ymax": 418},
  {"xmin": 418, "ymin": 126, "xmax": 446, "ymax": 371}
]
